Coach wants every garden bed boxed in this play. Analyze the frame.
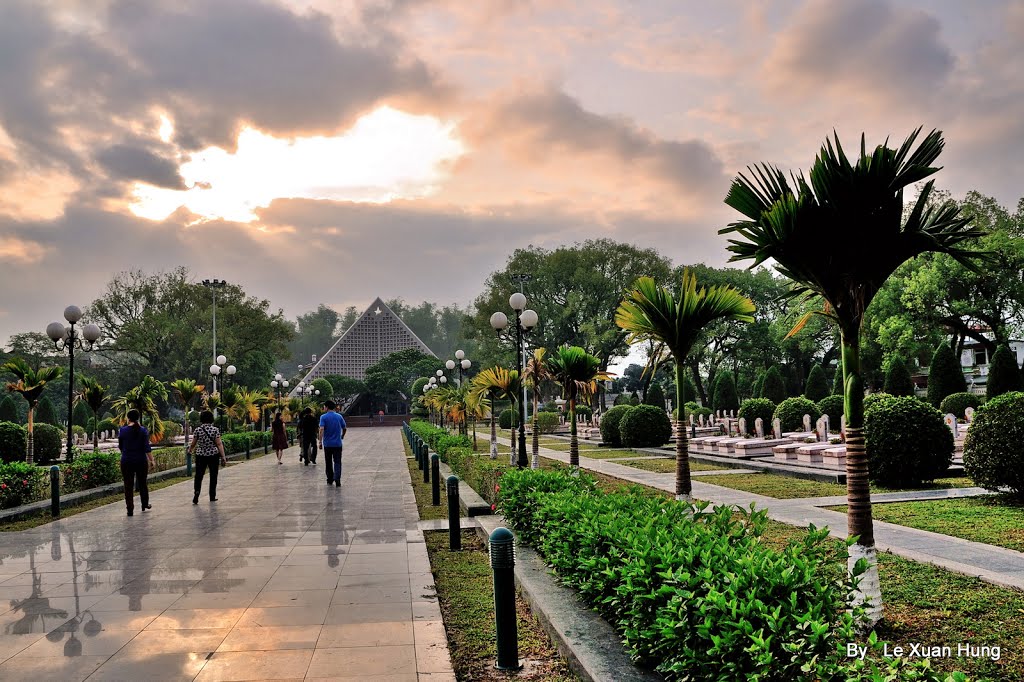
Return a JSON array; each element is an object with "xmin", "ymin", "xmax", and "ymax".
[{"xmin": 616, "ymin": 458, "xmax": 724, "ymax": 473}]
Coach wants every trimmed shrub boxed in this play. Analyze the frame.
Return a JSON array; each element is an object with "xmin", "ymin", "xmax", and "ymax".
[
  {"xmin": 629, "ymin": 392, "xmax": 641, "ymax": 406},
  {"xmin": 613, "ymin": 393, "xmax": 629, "ymax": 406},
  {"xmin": 760, "ymin": 365, "xmax": 787, "ymax": 404},
  {"xmin": 574, "ymin": 404, "xmax": 593, "ymax": 420},
  {"xmin": 63, "ymin": 452, "xmax": 121, "ymax": 493},
  {"xmin": 36, "ymin": 396, "xmax": 59, "ymax": 426},
  {"xmin": 683, "ymin": 401, "xmax": 699, "ymax": 414},
  {"xmin": 96, "ymin": 418, "xmax": 117, "ymax": 435},
  {"xmin": 832, "ymin": 366, "xmax": 844, "ymax": 395},
  {"xmin": 883, "ymin": 356, "xmax": 916, "ymax": 396},
  {"xmin": 986, "ymin": 344, "xmax": 1021, "ymax": 399},
  {"xmin": 436, "ymin": 434, "xmax": 472, "ymax": 458},
  {"xmin": 804, "ymin": 364, "xmax": 829, "ymax": 402},
  {"xmin": 599, "ymin": 404, "xmax": 633, "ymax": 446},
  {"xmin": 817, "ymin": 395, "xmax": 845, "ymax": 430},
  {"xmin": 737, "ymin": 399, "xmax": 775, "ymax": 435},
  {"xmin": 711, "ymin": 371, "xmax": 739, "ymax": 414},
  {"xmin": 964, "ymin": 391, "xmax": 1024, "ymax": 496},
  {"xmin": 33, "ymin": 423, "xmax": 63, "ymax": 460},
  {"xmin": 0, "ymin": 396, "xmax": 20, "ymax": 424},
  {"xmin": 939, "ymin": 392, "xmax": 983, "ymax": 418},
  {"xmin": 0, "ymin": 422, "xmax": 28, "ymax": 463},
  {"xmin": 751, "ymin": 371, "xmax": 765, "ymax": 400},
  {"xmin": 535, "ymin": 412, "xmax": 560, "ymax": 434},
  {"xmin": 498, "ymin": 408, "xmax": 519, "ymax": 429},
  {"xmin": 681, "ymin": 374, "xmax": 697, "ymax": 404},
  {"xmin": 865, "ymin": 395, "xmax": 953, "ymax": 486},
  {"xmin": 71, "ymin": 425, "xmax": 86, "ymax": 440},
  {"xmin": 926, "ymin": 341, "xmax": 967, "ymax": 407},
  {"xmin": 642, "ymin": 383, "xmax": 666, "ymax": 409},
  {"xmin": 862, "ymin": 392, "xmax": 892, "ymax": 415},
  {"xmin": 0, "ymin": 461, "xmax": 47, "ymax": 508},
  {"xmin": 619, "ymin": 404, "xmax": 672, "ymax": 448},
  {"xmin": 772, "ymin": 397, "xmax": 820, "ymax": 433},
  {"xmin": 72, "ymin": 400, "xmax": 92, "ymax": 428}
]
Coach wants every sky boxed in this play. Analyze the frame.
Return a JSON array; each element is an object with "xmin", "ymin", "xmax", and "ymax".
[{"xmin": 2, "ymin": 0, "xmax": 1023, "ymax": 361}]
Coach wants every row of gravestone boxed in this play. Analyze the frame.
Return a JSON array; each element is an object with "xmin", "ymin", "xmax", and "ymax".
[
  {"xmin": 944, "ymin": 408, "xmax": 975, "ymax": 439},
  {"xmin": 709, "ymin": 414, "xmax": 839, "ymax": 443}
]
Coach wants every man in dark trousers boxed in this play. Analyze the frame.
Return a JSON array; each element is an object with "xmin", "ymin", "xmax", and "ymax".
[
  {"xmin": 319, "ymin": 401, "xmax": 347, "ymax": 487},
  {"xmin": 299, "ymin": 407, "xmax": 319, "ymax": 465}
]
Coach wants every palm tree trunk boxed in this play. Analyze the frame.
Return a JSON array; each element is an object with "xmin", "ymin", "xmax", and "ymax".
[
  {"xmin": 489, "ymin": 404, "xmax": 497, "ymax": 460},
  {"xmin": 27, "ymin": 405, "xmax": 35, "ymax": 465},
  {"xmin": 92, "ymin": 407, "xmax": 99, "ymax": 452},
  {"xmin": 568, "ymin": 398, "xmax": 579, "ymax": 468},
  {"xmin": 509, "ymin": 407, "xmax": 517, "ymax": 467},
  {"xmin": 531, "ymin": 392, "xmax": 539, "ymax": 469},
  {"xmin": 674, "ymin": 364, "xmax": 692, "ymax": 501},
  {"xmin": 842, "ymin": 336, "xmax": 882, "ymax": 627}
]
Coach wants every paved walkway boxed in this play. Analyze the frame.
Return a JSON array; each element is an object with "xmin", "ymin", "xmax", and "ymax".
[
  {"xmin": 0, "ymin": 428, "xmax": 454, "ymax": 681},
  {"xmin": 531, "ymin": 444, "xmax": 1024, "ymax": 592}
]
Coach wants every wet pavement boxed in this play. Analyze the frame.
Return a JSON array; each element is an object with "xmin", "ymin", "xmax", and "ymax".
[{"xmin": 0, "ymin": 428, "xmax": 454, "ymax": 681}]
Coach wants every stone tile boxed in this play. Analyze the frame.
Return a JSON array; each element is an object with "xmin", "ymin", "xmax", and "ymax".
[
  {"xmin": 217, "ymin": 625, "xmax": 321, "ymax": 651},
  {"xmin": 19, "ymin": 627, "xmax": 138, "ymax": 657},
  {"xmin": 0, "ymin": 633, "xmax": 45, "ymax": 664},
  {"xmin": 305, "ymin": 645, "xmax": 417, "ymax": 678},
  {"xmin": 413, "ymin": 620, "xmax": 448, "ymax": 647},
  {"xmin": 324, "ymin": 602, "xmax": 412, "ymax": 625},
  {"xmin": 331, "ymin": 585, "xmax": 412, "ymax": 605},
  {"xmin": 146, "ymin": 608, "xmax": 246, "ymax": 630},
  {"xmin": 0, "ymin": 651, "xmax": 107, "ymax": 681},
  {"xmin": 118, "ymin": 628, "xmax": 230, "ymax": 654},
  {"xmin": 337, "ymin": 573, "xmax": 410, "ymax": 588},
  {"xmin": 168, "ymin": 591, "xmax": 259, "ymax": 610},
  {"xmin": 83, "ymin": 609, "xmax": 162, "ymax": 630},
  {"xmin": 195, "ymin": 648, "xmax": 314, "ymax": 681},
  {"xmin": 317, "ymin": 621, "xmax": 414, "ymax": 647},
  {"xmin": 251, "ymin": 589, "xmax": 335, "ymax": 609},
  {"xmin": 415, "ymin": 643, "xmax": 455, "ymax": 673},
  {"xmin": 87, "ymin": 650, "xmax": 211, "ymax": 681},
  {"xmin": 235, "ymin": 605, "xmax": 330, "ymax": 627},
  {"xmin": 89, "ymin": 592, "xmax": 183, "ymax": 612}
]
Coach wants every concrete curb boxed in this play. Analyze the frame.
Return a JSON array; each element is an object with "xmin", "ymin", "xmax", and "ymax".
[{"xmin": 435, "ymin": 457, "xmax": 494, "ymax": 516}]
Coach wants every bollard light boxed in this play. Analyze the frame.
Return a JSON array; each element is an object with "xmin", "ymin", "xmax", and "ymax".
[
  {"xmin": 446, "ymin": 476, "xmax": 461, "ymax": 551},
  {"xmin": 490, "ymin": 527, "xmax": 521, "ymax": 671},
  {"xmin": 431, "ymin": 455, "xmax": 441, "ymax": 505},
  {"xmin": 50, "ymin": 465, "xmax": 61, "ymax": 518}
]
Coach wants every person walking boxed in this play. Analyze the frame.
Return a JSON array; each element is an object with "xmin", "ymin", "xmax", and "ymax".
[
  {"xmin": 189, "ymin": 410, "xmax": 227, "ymax": 504},
  {"xmin": 271, "ymin": 411, "xmax": 288, "ymax": 464},
  {"xmin": 118, "ymin": 409, "xmax": 153, "ymax": 517},
  {"xmin": 319, "ymin": 400, "xmax": 347, "ymax": 487},
  {"xmin": 300, "ymin": 407, "xmax": 318, "ymax": 466}
]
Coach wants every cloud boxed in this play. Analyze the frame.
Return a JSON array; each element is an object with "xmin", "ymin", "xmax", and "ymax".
[{"xmin": 96, "ymin": 144, "xmax": 187, "ymax": 190}]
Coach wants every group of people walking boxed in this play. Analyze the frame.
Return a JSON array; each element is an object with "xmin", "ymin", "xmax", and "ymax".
[{"xmin": 117, "ymin": 402, "xmax": 348, "ymax": 515}]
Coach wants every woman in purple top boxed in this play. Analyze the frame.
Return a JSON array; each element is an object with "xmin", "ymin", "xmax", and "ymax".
[{"xmin": 118, "ymin": 409, "xmax": 154, "ymax": 516}]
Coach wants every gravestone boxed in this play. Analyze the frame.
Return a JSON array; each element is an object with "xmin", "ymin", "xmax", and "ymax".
[
  {"xmin": 944, "ymin": 414, "xmax": 958, "ymax": 438},
  {"xmin": 772, "ymin": 418, "xmax": 782, "ymax": 440},
  {"xmin": 803, "ymin": 414, "xmax": 813, "ymax": 432},
  {"xmin": 840, "ymin": 415, "xmax": 846, "ymax": 439},
  {"xmin": 738, "ymin": 417, "xmax": 747, "ymax": 436},
  {"xmin": 965, "ymin": 407, "xmax": 975, "ymax": 423},
  {"xmin": 754, "ymin": 417, "xmax": 764, "ymax": 438},
  {"xmin": 816, "ymin": 415, "xmax": 829, "ymax": 442},
  {"xmin": 699, "ymin": 414, "xmax": 706, "ymax": 427},
  {"xmin": 716, "ymin": 410, "xmax": 722, "ymax": 419},
  {"xmin": 689, "ymin": 414, "xmax": 695, "ymax": 426}
]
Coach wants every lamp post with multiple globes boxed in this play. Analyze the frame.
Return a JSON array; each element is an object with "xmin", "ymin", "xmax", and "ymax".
[
  {"xmin": 46, "ymin": 306, "xmax": 101, "ymax": 463},
  {"xmin": 490, "ymin": 290, "xmax": 539, "ymax": 468}
]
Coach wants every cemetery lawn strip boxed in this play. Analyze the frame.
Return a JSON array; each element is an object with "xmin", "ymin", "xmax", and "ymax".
[
  {"xmin": 616, "ymin": 458, "xmax": 724, "ymax": 473},
  {"xmin": 0, "ymin": 476, "xmax": 191, "ymax": 532},
  {"xmin": 697, "ymin": 472, "xmax": 979, "ymax": 499},
  {"xmin": 825, "ymin": 495, "xmax": 1024, "ymax": 553}
]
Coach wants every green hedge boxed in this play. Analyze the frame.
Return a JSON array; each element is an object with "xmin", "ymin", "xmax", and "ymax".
[
  {"xmin": 817, "ymin": 395, "xmax": 845, "ymax": 429},
  {"xmin": 0, "ymin": 461, "xmax": 47, "ymax": 509},
  {"xmin": 33, "ymin": 423, "xmax": 64, "ymax": 460},
  {"xmin": 498, "ymin": 408, "xmax": 519, "ymax": 429},
  {"xmin": 535, "ymin": 412, "xmax": 560, "ymax": 434},
  {"xmin": 864, "ymin": 395, "xmax": 953, "ymax": 486},
  {"xmin": 0, "ymin": 422, "xmax": 27, "ymax": 463},
  {"xmin": 599, "ymin": 404, "xmax": 633, "ymax": 446},
  {"xmin": 964, "ymin": 391, "xmax": 1024, "ymax": 497},
  {"xmin": 63, "ymin": 452, "xmax": 121, "ymax": 493},
  {"xmin": 939, "ymin": 392, "xmax": 983, "ymax": 418},
  {"xmin": 737, "ymin": 399, "xmax": 775, "ymax": 435},
  {"xmin": 772, "ymin": 397, "xmax": 820, "ymax": 433},
  {"xmin": 619, "ymin": 404, "xmax": 671, "ymax": 448}
]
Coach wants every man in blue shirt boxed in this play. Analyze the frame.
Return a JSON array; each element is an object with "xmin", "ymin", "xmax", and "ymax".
[{"xmin": 318, "ymin": 400, "xmax": 347, "ymax": 487}]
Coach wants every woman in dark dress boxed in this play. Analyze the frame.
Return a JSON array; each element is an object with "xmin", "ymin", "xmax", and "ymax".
[
  {"xmin": 118, "ymin": 409, "xmax": 154, "ymax": 516},
  {"xmin": 272, "ymin": 412, "xmax": 288, "ymax": 464}
]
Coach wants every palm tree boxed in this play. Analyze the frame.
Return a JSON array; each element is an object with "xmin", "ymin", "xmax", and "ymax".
[
  {"xmin": 112, "ymin": 375, "xmax": 168, "ymax": 442},
  {"xmin": 720, "ymin": 127, "xmax": 988, "ymax": 627},
  {"xmin": 169, "ymin": 379, "xmax": 204, "ymax": 455},
  {"xmin": 522, "ymin": 347, "xmax": 554, "ymax": 469},
  {"xmin": 234, "ymin": 388, "xmax": 263, "ymax": 429},
  {"xmin": 617, "ymin": 272, "xmax": 754, "ymax": 497},
  {"xmin": 464, "ymin": 388, "xmax": 489, "ymax": 451},
  {"xmin": 544, "ymin": 346, "xmax": 611, "ymax": 469},
  {"xmin": 220, "ymin": 387, "xmax": 240, "ymax": 432},
  {"xmin": 469, "ymin": 367, "xmax": 520, "ymax": 461},
  {"xmin": 77, "ymin": 375, "xmax": 110, "ymax": 453},
  {"xmin": 3, "ymin": 358, "xmax": 63, "ymax": 464}
]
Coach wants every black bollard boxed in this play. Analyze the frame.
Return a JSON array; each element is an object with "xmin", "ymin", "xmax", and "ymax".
[
  {"xmin": 264, "ymin": 433, "xmax": 269, "ymax": 455},
  {"xmin": 431, "ymin": 455, "xmax": 440, "ymax": 506},
  {"xmin": 423, "ymin": 448, "xmax": 430, "ymax": 484},
  {"xmin": 446, "ymin": 476, "xmax": 461, "ymax": 551},
  {"xmin": 420, "ymin": 443, "xmax": 428, "ymax": 472},
  {"xmin": 490, "ymin": 527, "xmax": 521, "ymax": 671},
  {"xmin": 50, "ymin": 465, "xmax": 60, "ymax": 518},
  {"xmin": 245, "ymin": 434, "xmax": 251, "ymax": 460}
]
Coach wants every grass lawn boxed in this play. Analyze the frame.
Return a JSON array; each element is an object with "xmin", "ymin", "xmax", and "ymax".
[
  {"xmin": 826, "ymin": 495, "xmax": 1024, "ymax": 554},
  {"xmin": 616, "ymin": 458, "xmax": 725, "ymax": 473},
  {"xmin": 472, "ymin": 441, "xmax": 511, "ymax": 455},
  {"xmin": 696, "ymin": 473, "xmax": 977, "ymax": 500}
]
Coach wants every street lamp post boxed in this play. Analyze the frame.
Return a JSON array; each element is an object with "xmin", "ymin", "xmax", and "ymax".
[
  {"xmin": 490, "ymin": 292, "xmax": 539, "ymax": 468},
  {"xmin": 202, "ymin": 279, "xmax": 227, "ymax": 392},
  {"xmin": 46, "ymin": 307, "xmax": 101, "ymax": 463}
]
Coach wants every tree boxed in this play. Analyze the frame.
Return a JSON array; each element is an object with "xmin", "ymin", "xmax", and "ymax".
[
  {"xmin": 804, "ymin": 364, "xmax": 829, "ymax": 402},
  {"xmin": 545, "ymin": 346, "xmax": 610, "ymax": 468},
  {"xmin": 681, "ymin": 374, "xmax": 697, "ymax": 404},
  {"xmin": 311, "ymin": 378, "xmax": 333, "ymax": 404},
  {"xmin": 469, "ymin": 367, "xmax": 520, "ymax": 460},
  {"xmin": 36, "ymin": 396, "xmax": 59, "ymax": 426},
  {"xmin": 616, "ymin": 271, "xmax": 754, "ymax": 499},
  {"xmin": 622, "ymin": 364, "xmax": 645, "ymax": 394},
  {"xmin": 386, "ymin": 300, "xmax": 474, "ymax": 359},
  {"xmin": 0, "ymin": 395, "xmax": 18, "ymax": 423},
  {"xmin": 522, "ymin": 348, "xmax": 555, "ymax": 468},
  {"xmin": 926, "ymin": 341, "xmax": 968, "ymax": 407},
  {"xmin": 986, "ymin": 344, "xmax": 1021, "ymax": 399},
  {"xmin": 643, "ymin": 382, "xmax": 666, "ymax": 410},
  {"xmin": 363, "ymin": 349, "xmax": 438, "ymax": 404},
  {"xmin": 883, "ymin": 357, "xmax": 915, "ymax": 397},
  {"xmin": 112, "ymin": 375, "xmax": 168, "ymax": 441},
  {"xmin": 723, "ymin": 126, "xmax": 989, "ymax": 627},
  {"xmin": 170, "ymin": 378, "xmax": 204, "ymax": 456},
  {"xmin": 832, "ymin": 365, "xmax": 844, "ymax": 395},
  {"xmin": 760, "ymin": 365, "xmax": 787, "ymax": 404},
  {"xmin": 3, "ymin": 358, "xmax": 63, "ymax": 463},
  {"xmin": 322, "ymin": 375, "xmax": 365, "ymax": 404},
  {"xmin": 71, "ymin": 399, "xmax": 91, "ymax": 429},
  {"xmin": 711, "ymin": 370, "xmax": 739, "ymax": 414},
  {"xmin": 287, "ymin": 304, "xmax": 341, "ymax": 372}
]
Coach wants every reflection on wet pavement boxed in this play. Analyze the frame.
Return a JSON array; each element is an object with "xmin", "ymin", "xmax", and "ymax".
[{"xmin": 0, "ymin": 429, "xmax": 454, "ymax": 680}]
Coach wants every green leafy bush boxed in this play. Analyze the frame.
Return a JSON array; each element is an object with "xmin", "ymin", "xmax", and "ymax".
[
  {"xmin": 0, "ymin": 396, "xmax": 19, "ymax": 424},
  {"xmin": 71, "ymin": 425, "xmax": 86, "ymax": 439},
  {"xmin": 711, "ymin": 370, "xmax": 739, "ymax": 413},
  {"xmin": 817, "ymin": 395, "xmax": 845, "ymax": 429},
  {"xmin": 498, "ymin": 408, "xmax": 519, "ymax": 429},
  {"xmin": 619, "ymin": 404, "xmax": 671, "ymax": 448},
  {"xmin": 0, "ymin": 422, "xmax": 27, "ymax": 463},
  {"xmin": 926, "ymin": 341, "xmax": 967, "ymax": 407},
  {"xmin": 737, "ymin": 398, "xmax": 775, "ymax": 435},
  {"xmin": 939, "ymin": 392, "xmax": 983, "ymax": 418},
  {"xmin": 72, "ymin": 400, "xmax": 92, "ymax": 428},
  {"xmin": 760, "ymin": 365, "xmax": 788, "ymax": 404},
  {"xmin": 573, "ymin": 404, "xmax": 593, "ymax": 420},
  {"xmin": 963, "ymin": 391, "xmax": 1024, "ymax": 497},
  {"xmin": 986, "ymin": 344, "xmax": 1021, "ymax": 399},
  {"xmin": 96, "ymin": 418, "xmax": 117, "ymax": 435},
  {"xmin": 0, "ymin": 461, "xmax": 46, "ymax": 508},
  {"xmin": 33, "ymin": 423, "xmax": 63, "ymax": 460},
  {"xmin": 436, "ymin": 433, "xmax": 472, "ymax": 457},
  {"xmin": 772, "ymin": 397, "xmax": 820, "ymax": 432},
  {"xmin": 883, "ymin": 356, "xmax": 916, "ymax": 396},
  {"xmin": 804, "ymin": 364, "xmax": 829, "ymax": 402},
  {"xmin": 535, "ymin": 412, "xmax": 560, "ymax": 434},
  {"xmin": 161, "ymin": 420, "xmax": 182, "ymax": 441},
  {"xmin": 62, "ymin": 451, "xmax": 121, "ymax": 493},
  {"xmin": 862, "ymin": 392, "xmax": 893, "ymax": 414},
  {"xmin": 865, "ymin": 395, "xmax": 953, "ymax": 486},
  {"xmin": 642, "ymin": 383, "xmax": 666, "ymax": 409},
  {"xmin": 36, "ymin": 396, "xmax": 60, "ymax": 426},
  {"xmin": 599, "ymin": 405, "xmax": 633, "ymax": 446},
  {"xmin": 832, "ymin": 366, "xmax": 843, "ymax": 395},
  {"xmin": 613, "ymin": 393, "xmax": 630, "ymax": 406}
]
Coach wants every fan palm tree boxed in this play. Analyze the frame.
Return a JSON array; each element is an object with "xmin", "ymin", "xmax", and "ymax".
[
  {"xmin": 220, "ymin": 387, "xmax": 240, "ymax": 432},
  {"xmin": 77, "ymin": 375, "xmax": 110, "ymax": 453},
  {"xmin": 233, "ymin": 388, "xmax": 263, "ymax": 428},
  {"xmin": 3, "ymin": 358, "xmax": 63, "ymax": 464},
  {"xmin": 469, "ymin": 367, "xmax": 520, "ymax": 460},
  {"xmin": 112, "ymin": 375, "xmax": 168, "ymax": 442},
  {"xmin": 617, "ymin": 272, "xmax": 754, "ymax": 497},
  {"xmin": 169, "ymin": 378, "xmax": 204, "ymax": 455},
  {"xmin": 522, "ymin": 347, "xmax": 554, "ymax": 469},
  {"xmin": 545, "ymin": 346, "xmax": 612, "ymax": 469},
  {"xmin": 720, "ymin": 127, "xmax": 989, "ymax": 627},
  {"xmin": 464, "ymin": 388, "xmax": 489, "ymax": 451}
]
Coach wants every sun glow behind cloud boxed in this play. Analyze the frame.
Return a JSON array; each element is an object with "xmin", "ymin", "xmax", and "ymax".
[{"xmin": 130, "ymin": 107, "xmax": 465, "ymax": 223}]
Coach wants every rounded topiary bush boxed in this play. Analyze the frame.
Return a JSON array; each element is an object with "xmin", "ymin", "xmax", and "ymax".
[
  {"xmin": 619, "ymin": 404, "xmax": 672, "ymax": 448},
  {"xmin": 773, "ymin": 397, "xmax": 821, "ymax": 433},
  {"xmin": 862, "ymin": 392, "xmax": 893, "ymax": 414},
  {"xmin": 574, "ymin": 404, "xmax": 593, "ymax": 420},
  {"xmin": 866, "ymin": 395, "xmax": 954, "ymax": 486},
  {"xmin": 96, "ymin": 418, "xmax": 117, "ymax": 435},
  {"xmin": 498, "ymin": 408, "xmax": 519, "ymax": 429},
  {"xmin": 599, "ymin": 405, "xmax": 633, "ymax": 446},
  {"xmin": 804, "ymin": 365, "xmax": 829, "ymax": 402},
  {"xmin": 939, "ymin": 392, "xmax": 983, "ymax": 419},
  {"xmin": 33, "ymin": 423, "xmax": 63, "ymax": 460},
  {"xmin": 738, "ymin": 398, "xmax": 775, "ymax": 435},
  {"xmin": 0, "ymin": 422, "xmax": 28, "ymax": 463},
  {"xmin": 963, "ymin": 391, "xmax": 1024, "ymax": 496},
  {"xmin": 816, "ymin": 395, "xmax": 845, "ymax": 430},
  {"xmin": 535, "ymin": 412, "xmax": 560, "ymax": 434}
]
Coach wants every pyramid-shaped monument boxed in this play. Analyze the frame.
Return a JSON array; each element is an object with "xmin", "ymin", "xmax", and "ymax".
[{"xmin": 298, "ymin": 298, "xmax": 436, "ymax": 385}]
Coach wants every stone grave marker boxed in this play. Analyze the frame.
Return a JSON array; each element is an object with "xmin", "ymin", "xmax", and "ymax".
[
  {"xmin": 840, "ymin": 414, "xmax": 846, "ymax": 439},
  {"xmin": 772, "ymin": 418, "xmax": 782, "ymax": 440},
  {"xmin": 738, "ymin": 417, "xmax": 747, "ymax": 436},
  {"xmin": 803, "ymin": 413, "xmax": 813, "ymax": 432},
  {"xmin": 689, "ymin": 413, "xmax": 695, "ymax": 426},
  {"xmin": 699, "ymin": 414, "xmax": 706, "ymax": 427},
  {"xmin": 944, "ymin": 413, "xmax": 958, "ymax": 438},
  {"xmin": 965, "ymin": 407, "xmax": 975, "ymax": 423},
  {"xmin": 755, "ymin": 417, "xmax": 764, "ymax": 438}
]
